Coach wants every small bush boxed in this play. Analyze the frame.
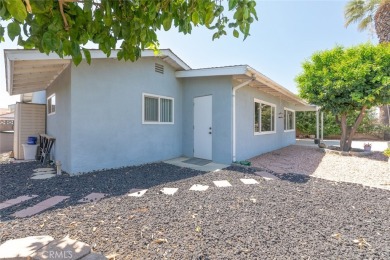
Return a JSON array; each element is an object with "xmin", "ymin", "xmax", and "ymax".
[{"xmin": 384, "ymin": 148, "xmax": 390, "ymax": 157}]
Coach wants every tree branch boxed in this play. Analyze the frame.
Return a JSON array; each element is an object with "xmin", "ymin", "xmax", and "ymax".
[
  {"xmin": 345, "ymin": 106, "xmax": 367, "ymax": 150},
  {"xmin": 335, "ymin": 114, "xmax": 341, "ymax": 126},
  {"xmin": 24, "ymin": 0, "xmax": 32, "ymax": 13},
  {"xmin": 352, "ymin": 106, "xmax": 367, "ymax": 132},
  {"xmin": 59, "ymin": 0, "xmax": 77, "ymax": 31}
]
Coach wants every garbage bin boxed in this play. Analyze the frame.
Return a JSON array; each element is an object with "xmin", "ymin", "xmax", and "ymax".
[{"xmin": 22, "ymin": 144, "xmax": 38, "ymax": 160}]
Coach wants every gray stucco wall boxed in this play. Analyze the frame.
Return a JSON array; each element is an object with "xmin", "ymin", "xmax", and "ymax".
[
  {"xmin": 68, "ymin": 58, "xmax": 183, "ymax": 174},
  {"xmin": 46, "ymin": 67, "xmax": 72, "ymax": 172},
  {"xmin": 45, "ymin": 58, "xmax": 299, "ymax": 173},
  {"xmin": 235, "ymin": 85, "xmax": 296, "ymax": 161},
  {"xmin": 182, "ymin": 76, "xmax": 233, "ymax": 164}
]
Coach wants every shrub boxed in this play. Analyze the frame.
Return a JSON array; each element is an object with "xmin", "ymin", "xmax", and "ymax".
[{"xmin": 384, "ymin": 148, "xmax": 390, "ymax": 157}]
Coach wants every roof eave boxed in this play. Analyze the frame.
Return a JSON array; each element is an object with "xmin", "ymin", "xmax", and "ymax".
[
  {"xmin": 4, "ymin": 49, "xmax": 190, "ymax": 70},
  {"xmin": 176, "ymin": 65, "xmax": 311, "ymax": 107},
  {"xmin": 245, "ymin": 67, "xmax": 310, "ymax": 107},
  {"xmin": 4, "ymin": 49, "xmax": 191, "ymax": 96}
]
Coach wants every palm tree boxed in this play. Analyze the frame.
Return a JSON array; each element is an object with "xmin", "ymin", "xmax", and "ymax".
[
  {"xmin": 345, "ymin": 0, "xmax": 390, "ymax": 127},
  {"xmin": 345, "ymin": 0, "xmax": 390, "ymax": 43}
]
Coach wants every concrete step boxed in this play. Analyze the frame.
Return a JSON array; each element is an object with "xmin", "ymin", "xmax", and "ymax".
[
  {"xmin": 31, "ymin": 236, "xmax": 90, "ymax": 259},
  {"xmin": 0, "ymin": 235, "xmax": 106, "ymax": 260}
]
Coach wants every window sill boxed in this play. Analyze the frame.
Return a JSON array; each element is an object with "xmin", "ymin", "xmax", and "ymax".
[
  {"xmin": 47, "ymin": 113, "xmax": 56, "ymax": 116},
  {"xmin": 142, "ymin": 122, "xmax": 174, "ymax": 125},
  {"xmin": 254, "ymin": 131, "xmax": 276, "ymax": 136},
  {"xmin": 284, "ymin": 129, "xmax": 295, "ymax": 133}
]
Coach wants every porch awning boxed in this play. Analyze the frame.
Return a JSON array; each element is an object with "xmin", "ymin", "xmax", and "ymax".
[{"xmin": 5, "ymin": 51, "xmax": 70, "ymax": 95}]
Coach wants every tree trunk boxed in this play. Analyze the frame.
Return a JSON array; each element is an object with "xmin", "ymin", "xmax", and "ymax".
[
  {"xmin": 374, "ymin": 1, "xmax": 390, "ymax": 43},
  {"xmin": 339, "ymin": 114, "xmax": 351, "ymax": 151},
  {"xmin": 339, "ymin": 107, "xmax": 367, "ymax": 151},
  {"xmin": 379, "ymin": 105, "xmax": 390, "ymax": 126}
]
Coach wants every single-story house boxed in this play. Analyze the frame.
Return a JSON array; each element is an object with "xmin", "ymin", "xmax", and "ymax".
[{"xmin": 4, "ymin": 49, "xmax": 315, "ymax": 174}]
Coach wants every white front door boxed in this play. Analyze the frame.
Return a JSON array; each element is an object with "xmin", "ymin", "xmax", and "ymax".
[{"xmin": 194, "ymin": 95, "xmax": 212, "ymax": 160}]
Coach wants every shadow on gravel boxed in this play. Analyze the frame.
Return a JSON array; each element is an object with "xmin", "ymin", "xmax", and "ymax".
[
  {"xmin": 0, "ymin": 161, "xmax": 207, "ymax": 221},
  {"xmin": 361, "ymin": 151, "xmax": 389, "ymax": 162},
  {"xmin": 274, "ymin": 173, "xmax": 311, "ymax": 184},
  {"xmin": 249, "ymin": 146, "xmax": 326, "ymax": 176},
  {"xmin": 225, "ymin": 165, "xmax": 311, "ymax": 184}
]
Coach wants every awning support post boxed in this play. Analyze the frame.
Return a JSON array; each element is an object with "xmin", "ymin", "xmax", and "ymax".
[{"xmin": 321, "ymin": 111, "xmax": 324, "ymax": 141}]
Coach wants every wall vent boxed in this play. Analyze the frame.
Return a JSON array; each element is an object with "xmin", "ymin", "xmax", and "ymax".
[{"xmin": 155, "ymin": 63, "xmax": 164, "ymax": 74}]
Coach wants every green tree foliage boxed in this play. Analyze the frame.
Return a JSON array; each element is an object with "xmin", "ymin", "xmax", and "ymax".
[
  {"xmin": 0, "ymin": 0, "xmax": 258, "ymax": 65},
  {"xmin": 296, "ymin": 43, "xmax": 390, "ymax": 151},
  {"xmin": 296, "ymin": 110, "xmax": 380, "ymax": 137}
]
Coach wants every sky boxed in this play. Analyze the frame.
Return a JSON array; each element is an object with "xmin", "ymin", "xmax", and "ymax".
[{"xmin": 0, "ymin": 0, "xmax": 375, "ymax": 108}]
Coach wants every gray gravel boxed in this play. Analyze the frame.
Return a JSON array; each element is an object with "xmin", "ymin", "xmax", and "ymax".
[{"xmin": 1, "ymin": 161, "xmax": 390, "ymax": 259}]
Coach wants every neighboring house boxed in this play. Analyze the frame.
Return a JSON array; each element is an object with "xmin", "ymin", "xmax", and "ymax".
[
  {"xmin": 4, "ymin": 49, "xmax": 315, "ymax": 174},
  {"xmin": 0, "ymin": 112, "xmax": 14, "ymax": 153},
  {"xmin": 0, "ymin": 108, "xmax": 10, "ymax": 115}
]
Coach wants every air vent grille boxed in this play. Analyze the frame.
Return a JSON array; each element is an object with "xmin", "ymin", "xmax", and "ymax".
[{"xmin": 155, "ymin": 63, "xmax": 164, "ymax": 74}]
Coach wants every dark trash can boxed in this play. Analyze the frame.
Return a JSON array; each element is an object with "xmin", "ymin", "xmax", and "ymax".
[{"xmin": 27, "ymin": 136, "xmax": 37, "ymax": 145}]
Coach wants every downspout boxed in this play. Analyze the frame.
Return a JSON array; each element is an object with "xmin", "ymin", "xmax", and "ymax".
[
  {"xmin": 232, "ymin": 76, "xmax": 255, "ymax": 162},
  {"xmin": 316, "ymin": 106, "xmax": 319, "ymax": 140},
  {"xmin": 321, "ymin": 111, "xmax": 324, "ymax": 141}
]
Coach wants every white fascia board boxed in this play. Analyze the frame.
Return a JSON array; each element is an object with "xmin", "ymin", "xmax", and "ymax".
[
  {"xmin": 4, "ymin": 49, "xmax": 119, "ymax": 61},
  {"xmin": 175, "ymin": 65, "xmax": 248, "ymax": 78},
  {"xmin": 292, "ymin": 105, "xmax": 318, "ymax": 112},
  {"xmin": 147, "ymin": 49, "xmax": 191, "ymax": 70},
  {"xmin": 4, "ymin": 54, "xmax": 13, "ymax": 95},
  {"xmin": 5, "ymin": 49, "xmax": 70, "ymax": 61},
  {"xmin": 4, "ymin": 49, "xmax": 190, "ymax": 70}
]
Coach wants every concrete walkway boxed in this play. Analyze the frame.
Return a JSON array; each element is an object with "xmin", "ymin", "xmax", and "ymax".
[
  {"xmin": 164, "ymin": 157, "xmax": 229, "ymax": 172},
  {"xmin": 296, "ymin": 138, "xmax": 389, "ymax": 151},
  {"xmin": 2, "ymin": 174, "xmax": 278, "ymax": 219}
]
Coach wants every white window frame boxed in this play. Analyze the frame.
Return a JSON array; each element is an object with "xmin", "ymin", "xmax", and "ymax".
[
  {"xmin": 142, "ymin": 93, "xmax": 174, "ymax": 124},
  {"xmin": 284, "ymin": 107, "xmax": 295, "ymax": 132},
  {"xmin": 254, "ymin": 99, "xmax": 276, "ymax": 135},
  {"xmin": 47, "ymin": 94, "xmax": 56, "ymax": 116}
]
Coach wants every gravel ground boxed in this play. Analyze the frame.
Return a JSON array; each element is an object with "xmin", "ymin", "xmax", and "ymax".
[
  {"xmin": 1, "ymin": 159, "xmax": 390, "ymax": 259},
  {"xmin": 250, "ymin": 145, "xmax": 390, "ymax": 191}
]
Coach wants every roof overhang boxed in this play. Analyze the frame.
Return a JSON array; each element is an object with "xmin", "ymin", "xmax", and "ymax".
[
  {"xmin": 4, "ymin": 49, "xmax": 191, "ymax": 96},
  {"xmin": 5, "ymin": 51, "xmax": 71, "ymax": 95},
  {"xmin": 176, "ymin": 65, "xmax": 316, "ymax": 110}
]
